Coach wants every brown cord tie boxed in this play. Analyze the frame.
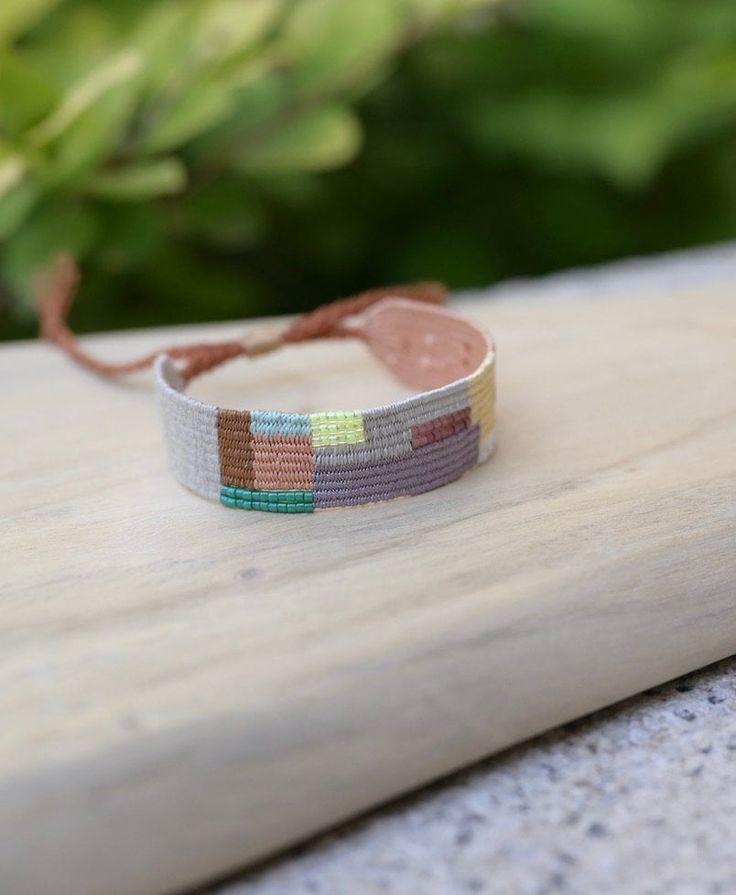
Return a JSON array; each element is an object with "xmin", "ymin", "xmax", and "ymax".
[{"xmin": 37, "ymin": 254, "xmax": 446, "ymax": 382}]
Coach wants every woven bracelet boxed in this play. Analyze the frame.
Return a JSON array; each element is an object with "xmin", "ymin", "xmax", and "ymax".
[
  {"xmin": 36, "ymin": 257, "xmax": 496, "ymax": 514},
  {"xmin": 154, "ymin": 298, "xmax": 496, "ymax": 514}
]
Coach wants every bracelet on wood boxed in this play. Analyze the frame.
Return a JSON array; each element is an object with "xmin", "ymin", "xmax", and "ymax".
[
  {"xmin": 38, "ymin": 255, "xmax": 496, "ymax": 514},
  {"xmin": 156, "ymin": 299, "xmax": 496, "ymax": 513}
]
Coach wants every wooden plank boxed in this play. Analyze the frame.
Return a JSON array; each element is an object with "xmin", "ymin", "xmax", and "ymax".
[{"xmin": 1, "ymin": 278, "xmax": 735, "ymax": 895}]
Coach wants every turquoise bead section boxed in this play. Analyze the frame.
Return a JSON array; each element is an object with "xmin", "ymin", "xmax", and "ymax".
[{"xmin": 220, "ymin": 484, "xmax": 314, "ymax": 513}]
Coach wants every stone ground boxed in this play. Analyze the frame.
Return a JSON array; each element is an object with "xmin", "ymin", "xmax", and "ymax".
[
  {"xmin": 208, "ymin": 247, "xmax": 736, "ymax": 895},
  {"xmin": 216, "ymin": 657, "xmax": 736, "ymax": 895}
]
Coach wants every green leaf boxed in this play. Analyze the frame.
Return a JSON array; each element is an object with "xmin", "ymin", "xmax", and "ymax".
[
  {"xmin": 28, "ymin": 49, "xmax": 143, "ymax": 146},
  {"xmin": 21, "ymin": 5, "xmax": 119, "ymax": 89},
  {"xmin": 0, "ymin": 0, "xmax": 62, "ymax": 45},
  {"xmin": 48, "ymin": 84, "xmax": 142, "ymax": 184},
  {"xmin": 35, "ymin": 49, "xmax": 148, "ymax": 185},
  {"xmin": 128, "ymin": 2, "xmax": 192, "ymax": 91},
  {"xmin": 280, "ymin": 0, "xmax": 401, "ymax": 92},
  {"xmin": 141, "ymin": 82, "xmax": 235, "ymax": 153},
  {"xmin": 84, "ymin": 158, "xmax": 187, "ymax": 201},
  {"xmin": 0, "ymin": 142, "xmax": 40, "ymax": 239},
  {"xmin": 0, "ymin": 51, "xmax": 59, "ymax": 133},
  {"xmin": 0, "ymin": 180, "xmax": 39, "ymax": 241},
  {"xmin": 466, "ymin": 47, "xmax": 736, "ymax": 188},
  {"xmin": 400, "ymin": 0, "xmax": 502, "ymax": 29},
  {"xmin": 132, "ymin": 0, "xmax": 280, "ymax": 92},
  {"xmin": 0, "ymin": 152, "xmax": 25, "ymax": 197},
  {"xmin": 197, "ymin": 69, "xmax": 290, "ymax": 146},
  {"xmin": 237, "ymin": 104, "xmax": 362, "ymax": 172},
  {"xmin": 132, "ymin": 0, "xmax": 284, "ymax": 154},
  {"xmin": 2, "ymin": 200, "xmax": 98, "ymax": 306},
  {"xmin": 191, "ymin": 0, "xmax": 283, "ymax": 68}
]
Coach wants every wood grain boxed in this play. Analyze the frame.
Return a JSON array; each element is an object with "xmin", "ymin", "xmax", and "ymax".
[{"xmin": 1, "ymin": 279, "xmax": 735, "ymax": 895}]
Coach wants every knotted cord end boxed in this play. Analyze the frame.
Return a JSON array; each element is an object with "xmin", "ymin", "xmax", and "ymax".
[{"xmin": 35, "ymin": 252, "xmax": 447, "ymax": 381}]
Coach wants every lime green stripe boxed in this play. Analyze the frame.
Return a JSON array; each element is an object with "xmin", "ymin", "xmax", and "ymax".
[{"xmin": 310, "ymin": 410, "xmax": 364, "ymax": 446}]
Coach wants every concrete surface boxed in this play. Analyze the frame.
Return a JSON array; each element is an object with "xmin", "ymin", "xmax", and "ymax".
[{"xmin": 217, "ymin": 656, "xmax": 736, "ymax": 895}]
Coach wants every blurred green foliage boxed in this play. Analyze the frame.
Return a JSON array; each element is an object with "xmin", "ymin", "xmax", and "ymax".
[{"xmin": 2, "ymin": 0, "xmax": 736, "ymax": 339}]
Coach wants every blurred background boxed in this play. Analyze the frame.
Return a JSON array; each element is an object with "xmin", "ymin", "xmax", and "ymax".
[{"xmin": 2, "ymin": 0, "xmax": 736, "ymax": 341}]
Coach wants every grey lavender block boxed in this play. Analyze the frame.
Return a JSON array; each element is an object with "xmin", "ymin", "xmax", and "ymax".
[{"xmin": 313, "ymin": 424, "xmax": 479, "ymax": 507}]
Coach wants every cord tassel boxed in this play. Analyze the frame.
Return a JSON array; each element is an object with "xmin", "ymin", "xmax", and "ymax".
[{"xmin": 36, "ymin": 253, "xmax": 446, "ymax": 382}]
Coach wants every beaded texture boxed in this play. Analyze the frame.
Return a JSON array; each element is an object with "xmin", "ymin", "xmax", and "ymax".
[{"xmin": 155, "ymin": 300, "xmax": 496, "ymax": 514}]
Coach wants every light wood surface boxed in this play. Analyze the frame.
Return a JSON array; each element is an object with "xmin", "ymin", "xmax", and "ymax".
[{"xmin": 1, "ymin": 277, "xmax": 735, "ymax": 895}]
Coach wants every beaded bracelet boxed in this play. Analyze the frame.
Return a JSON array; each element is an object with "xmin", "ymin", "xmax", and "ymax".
[
  {"xmin": 155, "ymin": 299, "xmax": 495, "ymax": 513},
  {"xmin": 38, "ymin": 256, "xmax": 496, "ymax": 514}
]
